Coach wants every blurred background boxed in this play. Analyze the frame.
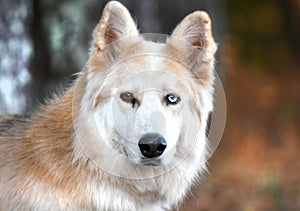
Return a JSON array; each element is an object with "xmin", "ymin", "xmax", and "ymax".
[{"xmin": 0, "ymin": 0, "xmax": 299, "ymax": 210}]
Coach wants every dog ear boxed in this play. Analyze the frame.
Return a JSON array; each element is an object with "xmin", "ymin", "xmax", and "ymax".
[
  {"xmin": 170, "ymin": 11, "xmax": 217, "ymax": 86},
  {"xmin": 90, "ymin": 1, "xmax": 139, "ymax": 55}
]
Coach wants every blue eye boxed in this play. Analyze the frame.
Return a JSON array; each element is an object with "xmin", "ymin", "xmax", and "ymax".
[{"xmin": 165, "ymin": 94, "xmax": 181, "ymax": 105}]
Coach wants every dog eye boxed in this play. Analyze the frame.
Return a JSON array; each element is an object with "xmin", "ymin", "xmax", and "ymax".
[
  {"xmin": 165, "ymin": 94, "xmax": 181, "ymax": 105},
  {"xmin": 120, "ymin": 92, "xmax": 136, "ymax": 107},
  {"xmin": 120, "ymin": 92, "xmax": 134, "ymax": 102}
]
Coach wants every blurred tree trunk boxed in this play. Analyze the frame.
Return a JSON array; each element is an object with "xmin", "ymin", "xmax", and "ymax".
[
  {"xmin": 29, "ymin": 0, "xmax": 52, "ymax": 105},
  {"xmin": 30, "ymin": 0, "xmax": 91, "ymax": 104},
  {"xmin": 0, "ymin": 0, "xmax": 33, "ymax": 114}
]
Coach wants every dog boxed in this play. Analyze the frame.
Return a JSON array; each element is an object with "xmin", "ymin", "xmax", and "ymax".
[{"xmin": 0, "ymin": 1, "xmax": 217, "ymax": 210}]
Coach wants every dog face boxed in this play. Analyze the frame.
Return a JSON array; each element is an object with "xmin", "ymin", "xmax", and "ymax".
[
  {"xmin": 97, "ymin": 55, "xmax": 192, "ymax": 166},
  {"xmin": 76, "ymin": 1, "xmax": 217, "ymax": 170}
]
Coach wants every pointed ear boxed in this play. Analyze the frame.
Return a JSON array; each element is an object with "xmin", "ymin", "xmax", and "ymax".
[
  {"xmin": 170, "ymin": 11, "xmax": 217, "ymax": 85},
  {"xmin": 90, "ymin": 1, "xmax": 139, "ymax": 55}
]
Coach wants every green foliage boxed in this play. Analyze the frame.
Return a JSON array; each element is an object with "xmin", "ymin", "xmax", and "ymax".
[{"xmin": 267, "ymin": 171, "xmax": 285, "ymax": 211}]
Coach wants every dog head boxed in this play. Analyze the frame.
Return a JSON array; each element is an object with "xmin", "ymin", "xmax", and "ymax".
[{"xmin": 75, "ymin": 1, "xmax": 217, "ymax": 171}]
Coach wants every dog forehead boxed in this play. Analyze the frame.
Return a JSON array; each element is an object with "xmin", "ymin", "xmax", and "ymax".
[
  {"xmin": 116, "ymin": 41, "xmax": 187, "ymax": 74},
  {"xmin": 118, "ymin": 39, "xmax": 185, "ymax": 69},
  {"xmin": 116, "ymin": 69, "xmax": 185, "ymax": 93},
  {"xmin": 100, "ymin": 38, "xmax": 196, "ymax": 96}
]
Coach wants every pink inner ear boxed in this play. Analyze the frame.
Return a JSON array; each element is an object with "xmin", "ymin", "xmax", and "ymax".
[
  {"xmin": 104, "ymin": 11, "xmax": 126, "ymax": 45},
  {"xmin": 104, "ymin": 24, "xmax": 122, "ymax": 45},
  {"xmin": 183, "ymin": 21, "xmax": 207, "ymax": 50},
  {"xmin": 91, "ymin": 1, "xmax": 139, "ymax": 55}
]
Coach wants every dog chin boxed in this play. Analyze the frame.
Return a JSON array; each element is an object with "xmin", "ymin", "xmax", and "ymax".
[
  {"xmin": 139, "ymin": 158, "xmax": 164, "ymax": 167},
  {"xmin": 124, "ymin": 154, "xmax": 164, "ymax": 167}
]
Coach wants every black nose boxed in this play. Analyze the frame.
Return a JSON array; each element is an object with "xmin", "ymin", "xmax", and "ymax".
[{"xmin": 138, "ymin": 133, "xmax": 167, "ymax": 158}]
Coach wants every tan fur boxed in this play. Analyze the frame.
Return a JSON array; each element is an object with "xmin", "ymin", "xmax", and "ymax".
[{"xmin": 0, "ymin": 1, "xmax": 217, "ymax": 210}]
